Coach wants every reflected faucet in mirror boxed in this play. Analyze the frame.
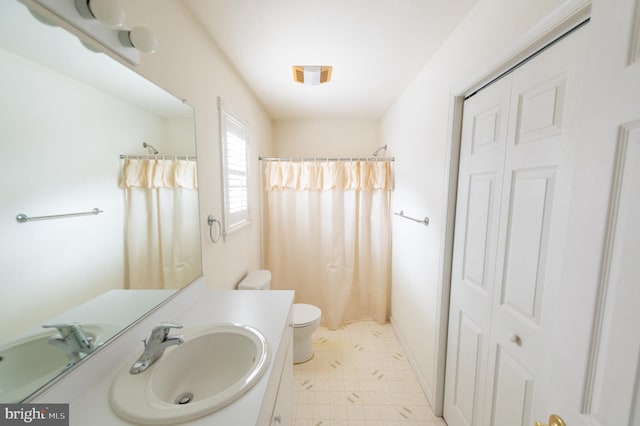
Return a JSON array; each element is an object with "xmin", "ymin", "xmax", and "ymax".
[
  {"xmin": 130, "ymin": 323, "xmax": 184, "ymax": 374},
  {"xmin": 42, "ymin": 322, "xmax": 98, "ymax": 365}
]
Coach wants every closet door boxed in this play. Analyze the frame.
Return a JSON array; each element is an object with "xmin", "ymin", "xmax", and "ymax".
[
  {"xmin": 444, "ymin": 25, "xmax": 588, "ymax": 426},
  {"xmin": 443, "ymin": 74, "xmax": 512, "ymax": 426},
  {"xmin": 482, "ymin": 25, "xmax": 588, "ymax": 426}
]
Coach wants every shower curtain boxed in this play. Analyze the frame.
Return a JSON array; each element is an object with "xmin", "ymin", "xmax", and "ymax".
[
  {"xmin": 263, "ymin": 160, "xmax": 393, "ymax": 329},
  {"xmin": 120, "ymin": 158, "xmax": 201, "ymax": 289}
]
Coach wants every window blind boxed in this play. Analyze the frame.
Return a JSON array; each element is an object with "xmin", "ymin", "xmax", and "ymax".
[{"xmin": 219, "ymin": 100, "xmax": 251, "ymax": 237}]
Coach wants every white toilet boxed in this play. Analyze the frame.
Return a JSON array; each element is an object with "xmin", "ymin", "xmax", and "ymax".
[{"xmin": 237, "ymin": 270, "xmax": 321, "ymax": 363}]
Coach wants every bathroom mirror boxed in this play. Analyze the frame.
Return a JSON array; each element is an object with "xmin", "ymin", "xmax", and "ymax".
[{"xmin": 0, "ymin": 0, "xmax": 201, "ymax": 402}]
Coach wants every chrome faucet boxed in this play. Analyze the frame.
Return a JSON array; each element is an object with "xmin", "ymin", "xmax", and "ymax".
[
  {"xmin": 43, "ymin": 322, "xmax": 96, "ymax": 365},
  {"xmin": 130, "ymin": 323, "xmax": 184, "ymax": 374}
]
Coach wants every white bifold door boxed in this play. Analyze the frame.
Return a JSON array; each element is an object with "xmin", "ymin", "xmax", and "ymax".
[
  {"xmin": 445, "ymin": 1, "xmax": 640, "ymax": 424},
  {"xmin": 444, "ymin": 25, "xmax": 589, "ymax": 426}
]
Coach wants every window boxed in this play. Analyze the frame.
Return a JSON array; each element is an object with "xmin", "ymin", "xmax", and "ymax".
[{"xmin": 219, "ymin": 98, "xmax": 251, "ymax": 237}]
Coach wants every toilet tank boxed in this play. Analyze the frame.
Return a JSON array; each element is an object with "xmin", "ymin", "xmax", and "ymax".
[{"xmin": 237, "ymin": 270, "xmax": 271, "ymax": 290}]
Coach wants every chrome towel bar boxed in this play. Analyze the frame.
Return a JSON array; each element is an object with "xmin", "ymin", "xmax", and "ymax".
[
  {"xmin": 394, "ymin": 210, "xmax": 429, "ymax": 226},
  {"xmin": 16, "ymin": 208, "xmax": 103, "ymax": 223}
]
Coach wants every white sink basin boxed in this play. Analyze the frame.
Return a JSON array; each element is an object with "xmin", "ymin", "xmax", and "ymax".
[
  {"xmin": 110, "ymin": 324, "xmax": 270, "ymax": 425},
  {"xmin": 0, "ymin": 323, "xmax": 118, "ymax": 402}
]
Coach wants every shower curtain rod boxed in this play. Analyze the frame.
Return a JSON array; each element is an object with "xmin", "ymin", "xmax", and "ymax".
[
  {"xmin": 259, "ymin": 156, "xmax": 394, "ymax": 162},
  {"xmin": 120, "ymin": 154, "xmax": 197, "ymax": 161}
]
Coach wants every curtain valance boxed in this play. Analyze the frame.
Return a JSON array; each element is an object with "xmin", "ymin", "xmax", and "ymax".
[
  {"xmin": 120, "ymin": 158, "xmax": 198, "ymax": 190},
  {"xmin": 264, "ymin": 160, "xmax": 393, "ymax": 191}
]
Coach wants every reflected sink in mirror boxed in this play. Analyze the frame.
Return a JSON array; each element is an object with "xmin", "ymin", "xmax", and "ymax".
[
  {"xmin": 0, "ymin": 323, "xmax": 119, "ymax": 403},
  {"xmin": 110, "ymin": 324, "xmax": 270, "ymax": 425}
]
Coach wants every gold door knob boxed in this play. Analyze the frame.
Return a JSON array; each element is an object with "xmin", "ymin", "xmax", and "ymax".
[{"xmin": 534, "ymin": 414, "xmax": 566, "ymax": 426}]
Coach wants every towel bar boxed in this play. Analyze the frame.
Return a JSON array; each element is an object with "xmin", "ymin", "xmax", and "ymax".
[
  {"xmin": 394, "ymin": 210, "xmax": 429, "ymax": 226},
  {"xmin": 16, "ymin": 208, "xmax": 103, "ymax": 223}
]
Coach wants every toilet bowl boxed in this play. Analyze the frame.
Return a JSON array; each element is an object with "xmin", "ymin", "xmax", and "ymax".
[
  {"xmin": 237, "ymin": 270, "xmax": 321, "ymax": 364},
  {"xmin": 292, "ymin": 303, "xmax": 321, "ymax": 363}
]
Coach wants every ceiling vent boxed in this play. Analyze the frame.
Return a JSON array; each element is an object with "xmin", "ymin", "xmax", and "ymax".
[{"xmin": 292, "ymin": 66, "xmax": 332, "ymax": 85}]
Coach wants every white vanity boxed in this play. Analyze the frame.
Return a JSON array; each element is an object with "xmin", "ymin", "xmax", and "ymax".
[{"xmin": 32, "ymin": 277, "xmax": 295, "ymax": 425}]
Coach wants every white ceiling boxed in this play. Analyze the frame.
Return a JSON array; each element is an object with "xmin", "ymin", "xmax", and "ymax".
[{"xmin": 183, "ymin": 0, "xmax": 478, "ymax": 120}]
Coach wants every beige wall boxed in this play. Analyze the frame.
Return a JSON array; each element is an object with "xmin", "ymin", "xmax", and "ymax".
[
  {"xmin": 380, "ymin": 0, "xmax": 566, "ymax": 410},
  {"xmin": 124, "ymin": 0, "xmax": 274, "ymax": 289},
  {"xmin": 273, "ymin": 119, "xmax": 379, "ymax": 158}
]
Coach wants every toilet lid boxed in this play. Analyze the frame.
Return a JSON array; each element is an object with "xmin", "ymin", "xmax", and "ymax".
[{"xmin": 293, "ymin": 304, "xmax": 321, "ymax": 328}]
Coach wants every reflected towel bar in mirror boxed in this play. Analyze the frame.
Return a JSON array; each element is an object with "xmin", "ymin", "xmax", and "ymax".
[
  {"xmin": 16, "ymin": 208, "xmax": 103, "ymax": 223},
  {"xmin": 394, "ymin": 210, "xmax": 429, "ymax": 226}
]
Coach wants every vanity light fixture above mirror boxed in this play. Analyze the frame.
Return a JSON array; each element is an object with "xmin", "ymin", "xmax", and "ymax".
[
  {"xmin": 74, "ymin": 0, "xmax": 126, "ymax": 29},
  {"xmin": 29, "ymin": 0, "xmax": 157, "ymax": 64}
]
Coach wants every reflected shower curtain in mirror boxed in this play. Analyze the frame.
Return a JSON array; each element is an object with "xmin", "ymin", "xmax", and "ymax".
[
  {"xmin": 263, "ymin": 160, "xmax": 393, "ymax": 329},
  {"xmin": 120, "ymin": 158, "xmax": 201, "ymax": 289}
]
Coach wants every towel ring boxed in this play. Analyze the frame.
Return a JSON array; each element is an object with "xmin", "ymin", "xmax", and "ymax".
[{"xmin": 207, "ymin": 215, "xmax": 222, "ymax": 243}]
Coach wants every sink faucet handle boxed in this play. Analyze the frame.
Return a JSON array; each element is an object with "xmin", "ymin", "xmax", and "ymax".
[
  {"xmin": 148, "ymin": 323, "xmax": 183, "ymax": 343},
  {"xmin": 155, "ymin": 322, "xmax": 183, "ymax": 330},
  {"xmin": 42, "ymin": 322, "xmax": 94, "ymax": 360},
  {"xmin": 42, "ymin": 322, "xmax": 93, "ymax": 347},
  {"xmin": 43, "ymin": 321, "xmax": 82, "ymax": 336},
  {"xmin": 152, "ymin": 322, "xmax": 183, "ymax": 335},
  {"xmin": 130, "ymin": 323, "xmax": 184, "ymax": 374}
]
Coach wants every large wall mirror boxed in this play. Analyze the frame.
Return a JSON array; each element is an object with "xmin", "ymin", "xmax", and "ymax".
[{"xmin": 0, "ymin": 0, "xmax": 202, "ymax": 402}]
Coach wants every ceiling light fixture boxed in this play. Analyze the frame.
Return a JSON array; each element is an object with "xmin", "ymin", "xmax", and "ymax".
[
  {"xmin": 31, "ymin": 0, "xmax": 157, "ymax": 65},
  {"xmin": 292, "ymin": 66, "xmax": 333, "ymax": 85}
]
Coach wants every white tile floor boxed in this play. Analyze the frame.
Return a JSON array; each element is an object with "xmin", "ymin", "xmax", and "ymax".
[{"xmin": 293, "ymin": 321, "xmax": 447, "ymax": 425}]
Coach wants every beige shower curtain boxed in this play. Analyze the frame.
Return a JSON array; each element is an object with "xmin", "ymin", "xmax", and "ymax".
[
  {"xmin": 120, "ymin": 158, "xmax": 201, "ymax": 289},
  {"xmin": 263, "ymin": 160, "xmax": 392, "ymax": 329}
]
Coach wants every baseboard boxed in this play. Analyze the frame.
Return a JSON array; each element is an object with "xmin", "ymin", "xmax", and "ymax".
[{"xmin": 390, "ymin": 315, "xmax": 437, "ymax": 413}]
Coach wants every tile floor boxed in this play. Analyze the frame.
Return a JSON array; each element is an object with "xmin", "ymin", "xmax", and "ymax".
[{"xmin": 293, "ymin": 321, "xmax": 447, "ymax": 425}]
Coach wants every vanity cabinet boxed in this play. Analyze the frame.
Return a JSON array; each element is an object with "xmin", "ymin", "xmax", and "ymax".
[
  {"xmin": 270, "ymin": 331, "xmax": 293, "ymax": 425},
  {"xmin": 39, "ymin": 288, "xmax": 296, "ymax": 425},
  {"xmin": 257, "ymin": 305, "xmax": 294, "ymax": 426}
]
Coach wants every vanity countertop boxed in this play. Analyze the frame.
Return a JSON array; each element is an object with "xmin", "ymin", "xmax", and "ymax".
[{"xmin": 33, "ymin": 280, "xmax": 294, "ymax": 425}]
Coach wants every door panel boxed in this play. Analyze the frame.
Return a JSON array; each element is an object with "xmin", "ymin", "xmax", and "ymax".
[
  {"xmin": 444, "ymin": 25, "xmax": 588, "ymax": 426},
  {"xmin": 462, "ymin": 174, "xmax": 497, "ymax": 290},
  {"xmin": 489, "ymin": 346, "xmax": 534, "ymax": 426},
  {"xmin": 472, "ymin": 107, "xmax": 504, "ymax": 154},
  {"xmin": 487, "ymin": 26, "xmax": 588, "ymax": 425},
  {"xmin": 501, "ymin": 167, "xmax": 557, "ymax": 322},
  {"xmin": 572, "ymin": 1, "xmax": 640, "ymax": 424},
  {"xmin": 515, "ymin": 76, "xmax": 567, "ymax": 145},
  {"xmin": 453, "ymin": 312, "xmax": 485, "ymax": 424},
  {"xmin": 585, "ymin": 122, "xmax": 640, "ymax": 426},
  {"xmin": 444, "ymin": 74, "xmax": 512, "ymax": 426}
]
